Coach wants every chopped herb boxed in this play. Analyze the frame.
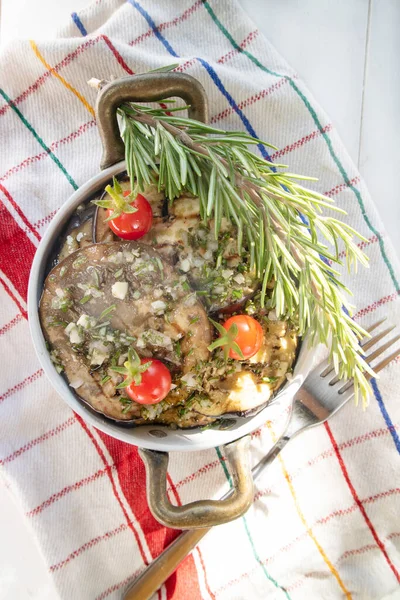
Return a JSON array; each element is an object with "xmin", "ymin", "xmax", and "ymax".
[
  {"xmin": 189, "ymin": 316, "xmax": 200, "ymax": 324},
  {"xmin": 121, "ymin": 402, "xmax": 133, "ymax": 414},
  {"xmin": 91, "ymin": 320, "xmax": 110, "ymax": 330},
  {"xmin": 80, "ymin": 294, "xmax": 92, "ymax": 304},
  {"xmin": 99, "ymin": 304, "xmax": 116, "ymax": 321},
  {"xmin": 100, "ymin": 375, "xmax": 111, "ymax": 385},
  {"xmin": 262, "ymin": 376, "xmax": 278, "ymax": 383},
  {"xmin": 72, "ymin": 255, "xmax": 87, "ymax": 269},
  {"xmin": 60, "ymin": 302, "xmax": 72, "ymax": 313},
  {"xmin": 91, "ymin": 268, "xmax": 101, "ymax": 289},
  {"xmin": 133, "ymin": 263, "xmax": 149, "ymax": 276},
  {"xmin": 59, "ymin": 267, "xmax": 67, "ymax": 278},
  {"xmin": 155, "ymin": 257, "xmax": 164, "ymax": 278},
  {"xmin": 49, "ymin": 320, "xmax": 68, "ymax": 327},
  {"xmin": 232, "ymin": 289, "xmax": 243, "ymax": 300},
  {"xmin": 187, "ymin": 348, "xmax": 194, "ymax": 357},
  {"xmin": 115, "ymin": 268, "xmax": 124, "ymax": 278},
  {"xmin": 182, "ymin": 280, "xmax": 190, "ymax": 292},
  {"xmin": 187, "ymin": 330, "xmax": 193, "ymax": 338},
  {"xmin": 174, "ymin": 340, "xmax": 181, "ymax": 358},
  {"xmin": 111, "ymin": 349, "xmax": 122, "ymax": 367}
]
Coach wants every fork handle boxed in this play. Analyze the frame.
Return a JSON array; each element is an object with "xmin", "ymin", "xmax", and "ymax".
[{"xmin": 123, "ymin": 434, "xmax": 290, "ymax": 600}]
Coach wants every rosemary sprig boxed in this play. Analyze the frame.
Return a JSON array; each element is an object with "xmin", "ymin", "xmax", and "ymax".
[{"xmin": 92, "ymin": 83, "xmax": 374, "ymax": 404}]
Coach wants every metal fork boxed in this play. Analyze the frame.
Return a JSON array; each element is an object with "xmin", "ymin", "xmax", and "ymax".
[{"xmin": 123, "ymin": 320, "xmax": 400, "ymax": 600}]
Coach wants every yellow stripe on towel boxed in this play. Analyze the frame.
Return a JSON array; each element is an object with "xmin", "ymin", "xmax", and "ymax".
[
  {"xmin": 29, "ymin": 40, "xmax": 95, "ymax": 117},
  {"xmin": 267, "ymin": 421, "xmax": 352, "ymax": 599}
]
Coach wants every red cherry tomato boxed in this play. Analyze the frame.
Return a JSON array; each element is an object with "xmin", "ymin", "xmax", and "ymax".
[
  {"xmin": 107, "ymin": 191, "xmax": 152, "ymax": 240},
  {"xmin": 223, "ymin": 315, "xmax": 264, "ymax": 360},
  {"xmin": 125, "ymin": 358, "xmax": 171, "ymax": 405}
]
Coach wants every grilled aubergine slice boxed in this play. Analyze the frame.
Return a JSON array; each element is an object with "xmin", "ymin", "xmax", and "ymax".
[
  {"xmin": 41, "ymin": 242, "xmax": 298, "ymax": 427},
  {"xmin": 93, "ymin": 179, "xmax": 258, "ymax": 313},
  {"xmin": 40, "ymin": 241, "xmax": 213, "ymax": 424}
]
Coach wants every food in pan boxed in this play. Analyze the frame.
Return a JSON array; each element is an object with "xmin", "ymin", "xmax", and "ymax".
[{"xmin": 39, "ymin": 77, "xmax": 374, "ymax": 428}]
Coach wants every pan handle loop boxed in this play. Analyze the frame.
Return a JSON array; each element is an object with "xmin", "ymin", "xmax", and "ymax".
[
  {"xmin": 139, "ymin": 436, "xmax": 254, "ymax": 529},
  {"xmin": 95, "ymin": 73, "xmax": 209, "ymax": 170}
]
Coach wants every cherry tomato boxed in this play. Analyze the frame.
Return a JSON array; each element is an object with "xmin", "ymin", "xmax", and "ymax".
[
  {"xmin": 223, "ymin": 315, "xmax": 264, "ymax": 360},
  {"xmin": 107, "ymin": 191, "xmax": 152, "ymax": 240},
  {"xmin": 125, "ymin": 358, "xmax": 171, "ymax": 404}
]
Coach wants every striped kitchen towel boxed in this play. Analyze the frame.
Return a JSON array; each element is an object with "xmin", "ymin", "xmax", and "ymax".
[{"xmin": 1, "ymin": 1, "xmax": 400, "ymax": 599}]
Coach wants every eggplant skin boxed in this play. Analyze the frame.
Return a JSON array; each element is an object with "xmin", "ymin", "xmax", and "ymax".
[
  {"xmin": 40, "ymin": 241, "xmax": 212, "ymax": 425},
  {"xmin": 43, "ymin": 180, "xmax": 299, "ymax": 429},
  {"xmin": 93, "ymin": 183, "xmax": 258, "ymax": 313}
]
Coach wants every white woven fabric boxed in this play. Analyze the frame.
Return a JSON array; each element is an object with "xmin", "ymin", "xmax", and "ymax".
[{"xmin": 0, "ymin": 1, "xmax": 399, "ymax": 599}]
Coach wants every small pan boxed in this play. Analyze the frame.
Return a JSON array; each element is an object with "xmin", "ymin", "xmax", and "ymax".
[{"xmin": 28, "ymin": 73, "xmax": 311, "ymax": 530}]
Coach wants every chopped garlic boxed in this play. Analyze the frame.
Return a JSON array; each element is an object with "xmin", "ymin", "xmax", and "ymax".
[
  {"xmin": 76, "ymin": 232, "xmax": 85, "ymax": 242},
  {"xmin": 141, "ymin": 329, "xmax": 173, "ymax": 351},
  {"xmin": 222, "ymin": 269, "xmax": 234, "ymax": 280},
  {"xmin": 153, "ymin": 288, "xmax": 163, "ymax": 298},
  {"xmin": 108, "ymin": 252, "xmax": 124, "ymax": 264},
  {"xmin": 193, "ymin": 257, "xmax": 204, "ymax": 268},
  {"xmin": 151, "ymin": 300, "xmax": 167, "ymax": 314},
  {"xmin": 184, "ymin": 293, "xmax": 197, "ymax": 307},
  {"xmin": 77, "ymin": 314, "xmax": 95, "ymax": 329},
  {"xmin": 65, "ymin": 322, "xmax": 83, "ymax": 345},
  {"xmin": 268, "ymin": 310, "xmax": 278, "ymax": 321},
  {"xmin": 213, "ymin": 285, "xmax": 225, "ymax": 295},
  {"xmin": 180, "ymin": 258, "xmax": 191, "ymax": 272},
  {"xmin": 64, "ymin": 322, "xmax": 75, "ymax": 335},
  {"xmin": 181, "ymin": 372, "xmax": 198, "ymax": 388},
  {"xmin": 90, "ymin": 348, "xmax": 108, "ymax": 366},
  {"xmin": 123, "ymin": 250, "xmax": 134, "ymax": 263},
  {"xmin": 233, "ymin": 273, "xmax": 245, "ymax": 285},
  {"xmin": 141, "ymin": 402, "xmax": 165, "ymax": 420},
  {"xmin": 112, "ymin": 282, "xmax": 128, "ymax": 300}
]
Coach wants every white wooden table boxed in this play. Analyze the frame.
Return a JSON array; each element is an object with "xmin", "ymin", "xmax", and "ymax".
[{"xmin": 0, "ymin": 1, "xmax": 399, "ymax": 598}]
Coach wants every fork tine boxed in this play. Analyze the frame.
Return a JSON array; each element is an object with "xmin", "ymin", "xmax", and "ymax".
[
  {"xmin": 321, "ymin": 319, "xmax": 389, "ymax": 379},
  {"xmin": 363, "ymin": 317, "xmax": 387, "ymax": 335},
  {"xmin": 361, "ymin": 325, "xmax": 396, "ymax": 352},
  {"xmin": 338, "ymin": 341, "xmax": 400, "ymax": 395},
  {"xmin": 365, "ymin": 334, "xmax": 400, "ymax": 364},
  {"xmin": 368, "ymin": 346, "xmax": 400, "ymax": 376}
]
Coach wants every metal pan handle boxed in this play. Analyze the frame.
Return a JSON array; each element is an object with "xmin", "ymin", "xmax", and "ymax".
[
  {"xmin": 95, "ymin": 73, "xmax": 209, "ymax": 170},
  {"xmin": 139, "ymin": 436, "xmax": 254, "ymax": 529}
]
